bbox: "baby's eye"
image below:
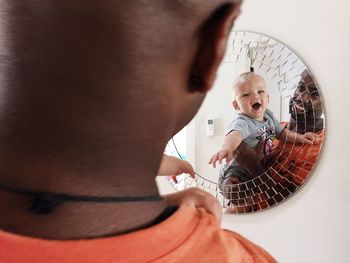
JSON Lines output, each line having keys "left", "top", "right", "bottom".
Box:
{"left": 242, "top": 93, "right": 249, "bottom": 97}
{"left": 258, "top": 90, "right": 265, "bottom": 94}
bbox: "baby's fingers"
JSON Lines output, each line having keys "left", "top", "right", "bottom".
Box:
{"left": 209, "top": 154, "right": 219, "bottom": 168}
{"left": 225, "top": 152, "right": 234, "bottom": 164}
{"left": 304, "top": 132, "right": 320, "bottom": 144}
{"left": 187, "top": 165, "right": 196, "bottom": 178}
{"left": 304, "top": 137, "right": 314, "bottom": 145}
{"left": 217, "top": 151, "right": 227, "bottom": 165}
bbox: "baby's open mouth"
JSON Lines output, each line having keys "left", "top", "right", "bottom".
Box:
{"left": 252, "top": 102, "right": 261, "bottom": 110}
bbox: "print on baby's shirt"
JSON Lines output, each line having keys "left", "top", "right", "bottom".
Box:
{"left": 256, "top": 126, "right": 276, "bottom": 157}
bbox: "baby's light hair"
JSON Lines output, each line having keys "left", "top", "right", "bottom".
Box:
{"left": 231, "top": 72, "right": 265, "bottom": 100}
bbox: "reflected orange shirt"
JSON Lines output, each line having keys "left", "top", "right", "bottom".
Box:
{"left": 0, "top": 205, "right": 276, "bottom": 263}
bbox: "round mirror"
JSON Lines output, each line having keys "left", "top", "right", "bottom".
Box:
{"left": 165, "top": 31, "right": 325, "bottom": 214}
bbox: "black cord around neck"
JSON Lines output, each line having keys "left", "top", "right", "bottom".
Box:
{"left": 0, "top": 182, "right": 163, "bottom": 215}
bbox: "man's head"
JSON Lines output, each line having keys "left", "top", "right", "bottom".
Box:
{"left": 0, "top": 1, "right": 243, "bottom": 187}
{"left": 289, "top": 69, "right": 323, "bottom": 133}
{"left": 232, "top": 72, "right": 269, "bottom": 121}
{"left": 0, "top": 1, "right": 244, "bottom": 239}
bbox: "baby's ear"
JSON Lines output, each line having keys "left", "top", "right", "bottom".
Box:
{"left": 232, "top": 100, "right": 240, "bottom": 110}
{"left": 189, "top": 3, "right": 241, "bottom": 93}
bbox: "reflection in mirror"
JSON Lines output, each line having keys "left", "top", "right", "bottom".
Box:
{"left": 165, "top": 31, "right": 325, "bottom": 214}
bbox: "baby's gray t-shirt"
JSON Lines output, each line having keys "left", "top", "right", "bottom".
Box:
{"left": 227, "top": 108, "right": 283, "bottom": 151}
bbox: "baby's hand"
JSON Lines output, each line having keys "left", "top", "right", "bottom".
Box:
{"left": 208, "top": 147, "right": 234, "bottom": 168}
{"left": 157, "top": 155, "right": 195, "bottom": 179}
{"left": 303, "top": 132, "right": 319, "bottom": 144}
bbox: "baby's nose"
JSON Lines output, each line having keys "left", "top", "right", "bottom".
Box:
{"left": 253, "top": 93, "right": 260, "bottom": 100}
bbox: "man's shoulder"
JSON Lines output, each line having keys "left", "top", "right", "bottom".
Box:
{"left": 171, "top": 207, "right": 277, "bottom": 262}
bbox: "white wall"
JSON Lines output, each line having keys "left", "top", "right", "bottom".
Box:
{"left": 158, "top": 1, "right": 350, "bottom": 262}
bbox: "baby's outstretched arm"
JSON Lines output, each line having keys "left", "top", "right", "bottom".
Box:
{"left": 278, "top": 129, "right": 319, "bottom": 145}
{"left": 157, "top": 154, "right": 195, "bottom": 178}
{"left": 209, "top": 131, "right": 243, "bottom": 168}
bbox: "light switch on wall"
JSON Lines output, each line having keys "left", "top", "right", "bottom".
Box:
{"left": 207, "top": 118, "right": 215, "bottom": 136}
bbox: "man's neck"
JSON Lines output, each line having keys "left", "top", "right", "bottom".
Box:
{"left": 0, "top": 148, "right": 168, "bottom": 239}
{"left": 0, "top": 189, "right": 168, "bottom": 239}
{"left": 0, "top": 165, "right": 168, "bottom": 240}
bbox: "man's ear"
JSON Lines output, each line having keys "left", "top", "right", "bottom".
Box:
{"left": 189, "top": 3, "right": 241, "bottom": 93}
{"left": 232, "top": 100, "right": 240, "bottom": 110}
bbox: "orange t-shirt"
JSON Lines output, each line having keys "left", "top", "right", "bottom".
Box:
{"left": 0, "top": 205, "right": 276, "bottom": 262}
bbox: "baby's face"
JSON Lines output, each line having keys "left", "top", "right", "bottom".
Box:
{"left": 233, "top": 75, "right": 269, "bottom": 121}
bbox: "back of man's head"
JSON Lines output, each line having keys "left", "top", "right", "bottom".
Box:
{"left": 0, "top": 1, "right": 242, "bottom": 174}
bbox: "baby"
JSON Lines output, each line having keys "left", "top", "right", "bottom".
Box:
{"left": 209, "top": 72, "right": 318, "bottom": 190}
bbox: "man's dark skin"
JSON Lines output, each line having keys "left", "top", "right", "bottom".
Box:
{"left": 288, "top": 70, "right": 324, "bottom": 133}
{"left": 0, "top": 0, "right": 242, "bottom": 239}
